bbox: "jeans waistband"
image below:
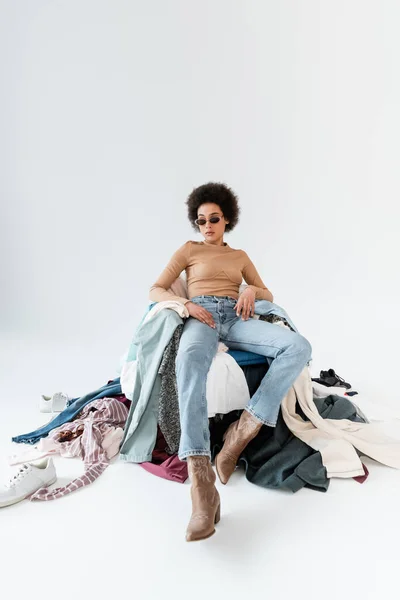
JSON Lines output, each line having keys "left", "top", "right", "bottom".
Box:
{"left": 190, "top": 295, "right": 237, "bottom": 303}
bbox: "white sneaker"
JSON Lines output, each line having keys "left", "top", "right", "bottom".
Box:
{"left": 0, "top": 458, "right": 57, "bottom": 508}
{"left": 40, "top": 392, "right": 69, "bottom": 413}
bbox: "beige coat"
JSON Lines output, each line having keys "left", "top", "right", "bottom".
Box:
{"left": 281, "top": 366, "right": 400, "bottom": 478}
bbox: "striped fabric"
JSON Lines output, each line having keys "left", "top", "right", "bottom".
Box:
{"left": 30, "top": 398, "right": 128, "bottom": 501}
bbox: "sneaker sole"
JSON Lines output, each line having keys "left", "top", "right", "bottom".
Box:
{"left": 0, "top": 476, "right": 57, "bottom": 508}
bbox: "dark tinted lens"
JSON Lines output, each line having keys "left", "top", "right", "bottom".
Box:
{"left": 209, "top": 216, "right": 221, "bottom": 224}
{"left": 195, "top": 219, "right": 207, "bottom": 226}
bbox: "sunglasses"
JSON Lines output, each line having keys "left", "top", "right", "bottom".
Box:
{"left": 194, "top": 216, "right": 223, "bottom": 226}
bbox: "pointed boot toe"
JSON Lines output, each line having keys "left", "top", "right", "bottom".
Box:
{"left": 215, "top": 411, "right": 263, "bottom": 485}
{"left": 215, "top": 450, "right": 237, "bottom": 485}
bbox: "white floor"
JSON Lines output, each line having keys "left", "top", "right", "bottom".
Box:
{"left": 1, "top": 337, "right": 400, "bottom": 600}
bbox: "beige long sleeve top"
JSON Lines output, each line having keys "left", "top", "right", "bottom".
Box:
{"left": 149, "top": 240, "right": 273, "bottom": 305}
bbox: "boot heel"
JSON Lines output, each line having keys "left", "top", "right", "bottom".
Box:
{"left": 214, "top": 503, "right": 221, "bottom": 524}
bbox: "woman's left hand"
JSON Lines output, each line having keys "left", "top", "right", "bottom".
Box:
{"left": 234, "top": 288, "right": 256, "bottom": 320}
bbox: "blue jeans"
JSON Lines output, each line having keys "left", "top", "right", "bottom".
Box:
{"left": 176, "top": 296, "right": 312, "bottom": 461}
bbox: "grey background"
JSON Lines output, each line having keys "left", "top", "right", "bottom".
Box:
{"left": 1, "top": 0, "right": 399, "bottom": 403}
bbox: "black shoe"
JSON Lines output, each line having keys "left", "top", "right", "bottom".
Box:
{"left": 312, "top": 368, "right": 352, "bottom": 389}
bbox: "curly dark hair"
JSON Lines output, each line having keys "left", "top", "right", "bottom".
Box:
{"left": 186, "top": 182, "right": 240, "bottom": 233}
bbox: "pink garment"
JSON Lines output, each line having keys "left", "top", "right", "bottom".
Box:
{"left": 140, "top": 455, "right": 188, "bottom": 483}
{"left": 29, "top": 398, "right": 128, "bottom": 501}
{"left": 9, "top": 426, "right": 124, "bottom": 466}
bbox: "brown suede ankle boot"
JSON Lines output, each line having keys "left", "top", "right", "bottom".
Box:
{"left": 215, "top": 410, "right": 263, "bottom": 485}
{"left": 186, "top": 456, "right": 221, "bottom": 542}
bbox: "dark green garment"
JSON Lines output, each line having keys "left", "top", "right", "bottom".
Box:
{"left": 209, "top": 393, "right": 366, "bottom": 493}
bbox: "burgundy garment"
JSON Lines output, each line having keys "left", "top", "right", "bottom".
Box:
{"left": 140, "top": 455, "right": 188, "bottom": 483}
{"left": 151, "top": 426, "right": 171, "bottom": 463}
{"left": 139, "top": 426, "right": 188, "bottom": 483}
{"left": 112, "top": 394, "right": 132, "bottom": 409}
{"left": 353, "top": 463, "right": 369, "bottom": 484}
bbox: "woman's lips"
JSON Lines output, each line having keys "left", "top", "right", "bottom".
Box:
{"left": 206, "top": 232, "right": 214, "bottom": 235}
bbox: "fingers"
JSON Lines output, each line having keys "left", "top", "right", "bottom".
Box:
{"left": 198, "top": 308, "right": 216, "bottom": 328}
{"left": 242, "top": 299, "right": 250, "bottom": 320}
{"left": 189, "top": 304, "right": 216, "bottom": 328}
{"left": 235, "top": 299, "right": 243, "bottom": 317}
{"left": 236, "top": 298, "right": 249, "bottom": 320}
{"left": 193, "top": 300, "right": 257, "bottom": 327}
{"left": 236, "top": 298, "right": 254, "bottom": 320}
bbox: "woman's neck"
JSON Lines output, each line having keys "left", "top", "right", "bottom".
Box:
{"left": 203, "top": 238, "right": 226, "bottom": 247}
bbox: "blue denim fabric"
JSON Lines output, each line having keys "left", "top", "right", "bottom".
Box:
{"left": 176, "top": 296, "right": 312, "bottom": 461}
{"left": 119, "top": 309, "right": 184, "bottom": 462}
{"left": 227, "top": 349, "right": 268, "bottom": 365}
{"left": 126, "top": 299, "right": 301, "bottom": 364}
{"left": 126, "top": 303, "right": 156, "bottom": 362}
{"left": 12, "top": 378, "right": 122, "bottom": 445}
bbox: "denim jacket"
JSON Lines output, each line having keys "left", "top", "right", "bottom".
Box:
{"left": 119, "top": 309, "right": 184, "bottom": 462}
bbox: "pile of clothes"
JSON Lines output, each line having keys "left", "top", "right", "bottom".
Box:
{"left": 3, "top": 292, "right": 400, "bottom": 508}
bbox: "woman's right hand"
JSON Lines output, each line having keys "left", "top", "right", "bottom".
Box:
{"left": 186, "top": 301, "right": 216, "bottom": 328}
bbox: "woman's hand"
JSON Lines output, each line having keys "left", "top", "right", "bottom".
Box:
{"left": 186, "top": 302, "right": 216, "bottom": 328}
{"left": 234, "top": 288, "right": 256, "bottom": 320}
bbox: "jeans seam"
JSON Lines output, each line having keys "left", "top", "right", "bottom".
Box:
{"left": 224, "top": 338, "right": 283, "bottom": 352}
{"left": 245, "top": 406, "right": 276, "bottom": 427}
{"left": 180, "top": 449, "right": 211, "bottom": 453}
{"left": 179, "top": 450, "right": 211, "bottom": 461}
{"left": 225, "top": 338, "right": 309, "bottom": 358}
{"left": 202, "top": 388, "right": 209, "bottom": 439}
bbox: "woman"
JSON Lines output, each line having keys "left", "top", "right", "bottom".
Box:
{"left": 149, "top": 182, "right": 312, "bottom": 542}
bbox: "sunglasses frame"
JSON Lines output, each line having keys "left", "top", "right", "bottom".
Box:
{"left": 194, "top": 215, "right": 224, "bottom": 227}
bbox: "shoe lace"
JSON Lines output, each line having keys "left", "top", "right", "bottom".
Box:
{"left": 6, "top": 464, "right": 31, "bottom": 488}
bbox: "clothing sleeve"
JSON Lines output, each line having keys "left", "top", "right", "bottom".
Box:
{"left": 242, "top": 253, "right": 274, "bottom": 302}
{"left": 149, "top": 241, "right": 191, "bottom": 305}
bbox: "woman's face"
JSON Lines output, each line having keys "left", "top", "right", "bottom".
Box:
{"left": 197, "top": 202, "right": 229, "bottom": 245}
